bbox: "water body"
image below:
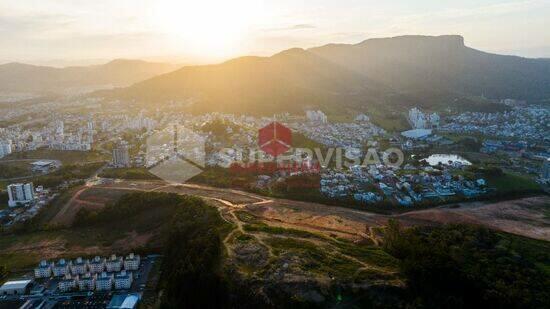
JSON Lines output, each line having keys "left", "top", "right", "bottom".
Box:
{"left": 423, "top": 154, "right": 471, "bottom": 166}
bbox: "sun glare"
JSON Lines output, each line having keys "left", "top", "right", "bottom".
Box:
{"left": 153, "top": 0, "right": 264, "bottom": 59}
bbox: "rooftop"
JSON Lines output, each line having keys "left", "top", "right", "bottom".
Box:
{"left": 0, "top": 279, "right": 33, "bottom": 290}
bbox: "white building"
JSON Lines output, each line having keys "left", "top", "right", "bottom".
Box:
{"left": 78, "top": 273, "right": 96, "bottom": 291}
{"left": 401, "top": 128, "right": 433, "bottom": 139}
{"left": 112, "top": 143, "right": 130, "bottom": 168}
{"left": 70, "top": 257, "right": 88, "bottom": 276}
{"left": 58, "top": 274, "right": 77, "bottom": 292}
{"left": 306, "top": 110, "right": 328, "bottom": 123}
{"left": 123, "top": 253, "right": 140, "bottom": 271}
{"left": 0, "top": 141, "right": 12, "bottom": 158}
{"left": 408, "top": 108, "right": 427, "bottom": 129}
{"left": 95, "top": 272, "right": 113, "bottom": 291}
{"left": 408, "top": 108, "right": 440, "bottom": 129}
{"left": 7, "top": 183, "right": 35, "bottom": 207}
{"left": 89, "top": 256, "right": 105, "bottom": 274}
{"left": 114, "top": 270, "right": 133, "bottom": 290}
{"left": 429, "top": 113, "right": 440, "bottom": 128}
{"left": 52, "top": 259, "right": 69, "bottom": 277}
{"left": 34, "top": 260, "right": 53, "bottom": 278}
{"left": 106, "top": 254, "right": 123, "bottom": 272}
{"left": 355, "top": 114, "right": 370, "bottom": 122}
{"left": 0, "top": 279, "right": 33, "bottom": 296}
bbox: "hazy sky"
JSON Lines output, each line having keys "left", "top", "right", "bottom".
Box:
{"left": 1, "top": 0, "right": 549, "bottom": 66}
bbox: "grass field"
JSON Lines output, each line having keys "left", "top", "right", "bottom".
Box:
{"left": 0, "top": 161, "right": 33, "bottom": 179}
{"left": 487, "top": 173, "right": 541, "bottom": 195}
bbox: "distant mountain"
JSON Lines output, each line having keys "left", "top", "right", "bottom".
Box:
{"left": 99, "top": 35, "right": 550, "bottom": 114}
{"left": 309, "top": 35, "right": 550, "bottom": 103}
{"left": 104, "top": 48, "right": 405, "bottom": 115}
{"left": 0, "top": 59, "right": 180, "bottom": 95}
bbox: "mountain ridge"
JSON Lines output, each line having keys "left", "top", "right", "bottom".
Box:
{"left": 97, "top": 35, "right": 550, "bottom": 116}
{"left": 0, "top": 59, "right": 181, "bottom": 95}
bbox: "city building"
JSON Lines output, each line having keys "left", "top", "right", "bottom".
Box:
{"left": 89, "top": 256, "right": 105, "bottom": 274}
{"left": 112, "top": 143, "right": 130, "bottom": 168}
{"left": 78, "top": 273, "right": 96, "bottom": 291}
{"left": 114, "top": 270, "right": 133, "bottom": 290}
{"left": 70, "top": 257, "right": 88, "bottom": 276}
{"left": 7, "top": 183, "right": 35, "bottom": 207}
{"left": 58, "top": 274, "right": 77, "bottom": 293}
{"left": 408, "top": 108, "right": 440, "bottom": 129}
{"left": 106, "top": 255, "right": 123, "bottom": 272}
{"left": 107, "top": 293, "right": 140, "bottom": 309}
{"left": 306, "top": 110, "right": 328, "bottom": 123}
{"left": 52, "top": 259, "right": 69, "bottom": 277}
{"left": 34, "top": 260, "right": 53, "bottom": 278}
{"left": 0, "top": 141, "right": 12, "bottom": 158}
{"left": 123, "top": 253, "right": 140, "bottom": 271}
{"left": 401, "top": 129, "right": 432, "bottom": 139}
{"left": 0, "top": 279, "right": 33, "bottom": 296}
{"left": 95, "top": 272, "right": 113, "bottom": 291}
{"left": 30, "top": 160, "right": 55, "bottom": 173}
{"left": 355, "top": 114, "right": 370, "bottom": 122}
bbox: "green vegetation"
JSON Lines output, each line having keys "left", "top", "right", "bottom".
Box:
{"left": 243, "top": 222, "right": 325, "bottom": 240}
{"left": 33, "top": 162, "right": 104, "bottom": 188}
{"left": 74, "top": 192, "right": 184, "bottom": 226}
{"left": 384, "top": 220, "right": 550, "bottom": 308}
{"left": 0, "top": 192, "right": 191, "bottom": 270}
{"left": 0, "top": 161, "right": 31, "bottom": 179}
{"left": 98, "top": 167, "right": 159, "bottom": 180}
{"left": 158, "top": 195, "right": 233, "bottom": 308}
{"left": 486, "top": 173, "right": 541, "bottom": 195}
{"left": 291, "top": 132, "right": 325, "bottom": 150}
{"left": 191, "top": 167, "right": 256, "bottom": 188}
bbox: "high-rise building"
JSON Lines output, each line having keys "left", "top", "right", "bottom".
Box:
{"left": 7, "top": 182, "right": 35, "bottom": 207}
{"left": 306, "top": 110, "right": 328, "bottom": 123}
{"left": 112, "top": 143, "right": 130, "bottom": 168}
{"left": 408, "top": 108, "right": 440, "bottom": 129}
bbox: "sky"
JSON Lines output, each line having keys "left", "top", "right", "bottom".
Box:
{"left": 1, "top": 0, "right": 549, "bottom": 66}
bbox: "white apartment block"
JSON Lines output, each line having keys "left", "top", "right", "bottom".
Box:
{"left": 52, "top": 259, "right": 69, "bottom": 277}
{"left": 0, "top": 141, "right": 12, "bottom": 158}
{"left": 112, "top": 144, "right": 130, "bottom": 167}
{"left": 123, "top": 253, "right": 140, "bottom": 271}
{"left": 114, "top": 270, "right": 133, "bottom": 290}
{"left": 89, "top": 256, "right": 105, "bottom": 274}
{"left": 105, "top": 255, "right": 123, "bottom": 272}
{"left": 58, "top": 275, "right": 77, "bottom": 293}
{"left": 78, "top": 273, "right": 96, "bottom": 291}
{"left": 95, "top": 272, "right": 113, "bottom": 291}
{"left": 70, "top": 257, "right": 88, "bottom": 276}
{"left": 34, "top": 260, "right": 53, "bottom": 278}
{"left": 408, "top": 107, "right": 440, "bottom": 129}
{"left": 306, "top": 110, "right": 328, "bottom": 123}
{"left": 7, "top": 183, "right": 35, "bottom": 207}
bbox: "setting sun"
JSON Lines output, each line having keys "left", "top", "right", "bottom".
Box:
{"left": 152, "top": 0, "right": 265, "bottom": 59}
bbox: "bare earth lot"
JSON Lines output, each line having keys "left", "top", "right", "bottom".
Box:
{"left": 54, "top": 180, "right": 550, "bottom": 241}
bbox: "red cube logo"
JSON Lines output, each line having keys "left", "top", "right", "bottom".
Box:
{"left": 258, "top": 122, "right": 292, "bottom": 157}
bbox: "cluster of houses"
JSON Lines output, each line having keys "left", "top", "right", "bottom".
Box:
{"left": 34, "top": 254, "right": 140, "bottom": 292}
{"left": 440, "top": 106, "right": 549, "bottom": 141}
{"left": 321, "top": 163, "right": 487, "bottom": 206}
{"left": 290, "top": 120, "right": 385, "bottom": 149}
